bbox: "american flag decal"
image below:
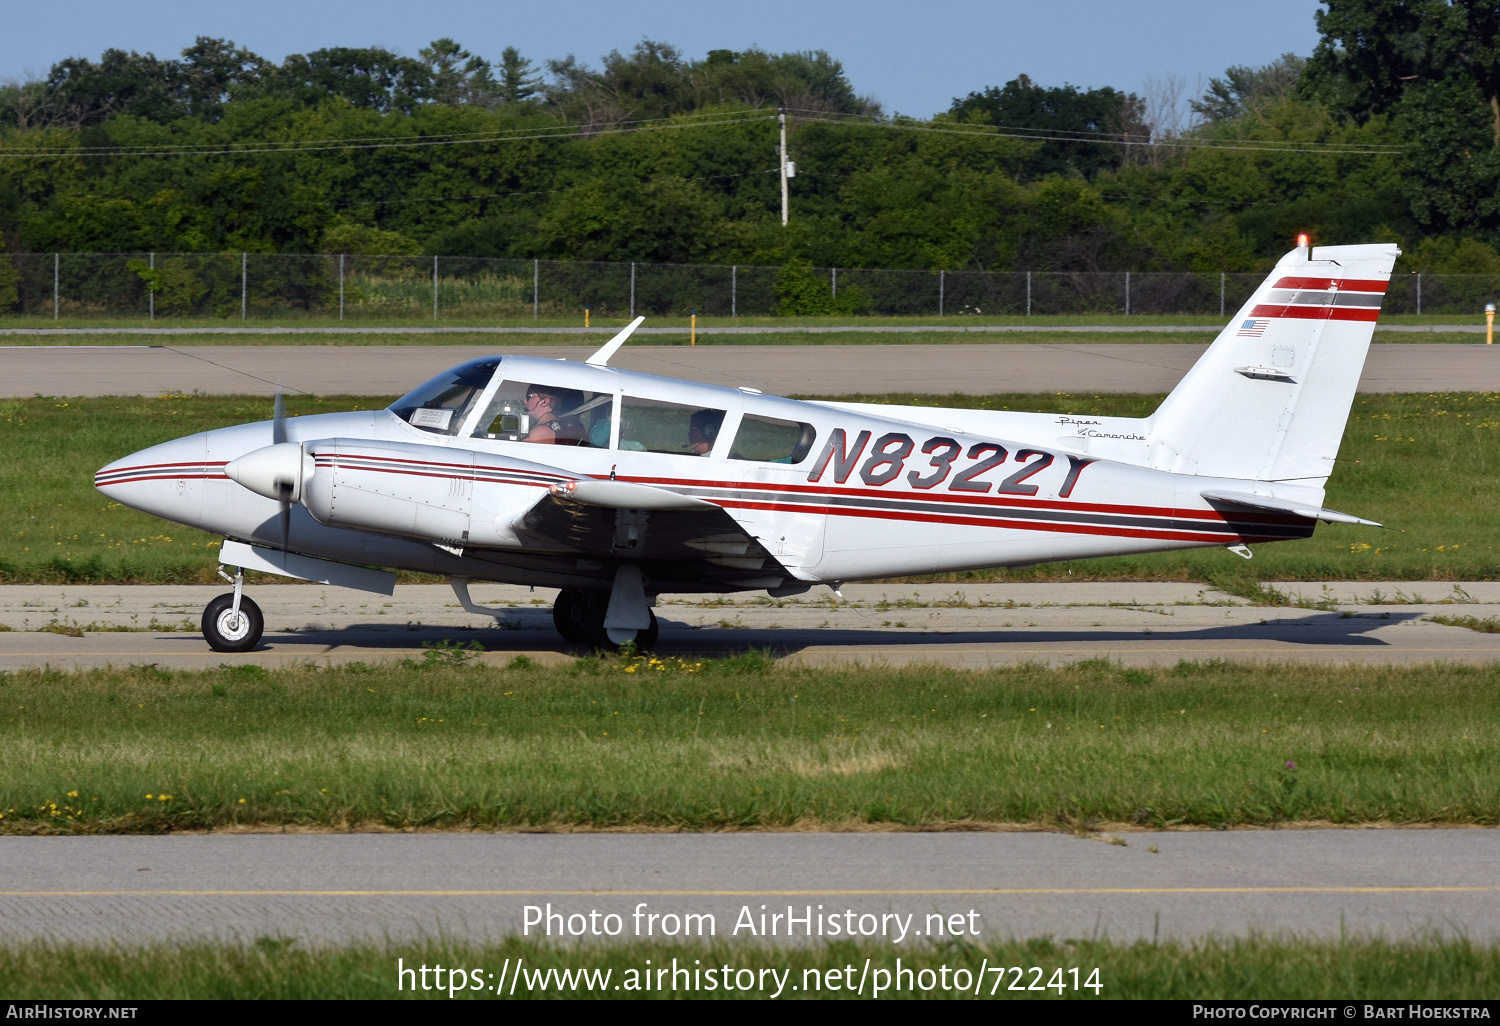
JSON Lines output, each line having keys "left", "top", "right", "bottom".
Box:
{"left": 1237, "top": 318, "right": 1270, "bottom": 337}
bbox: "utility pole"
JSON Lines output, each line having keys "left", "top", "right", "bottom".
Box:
{"left": 779, "top": 107, "right": 789, "bottom": 227}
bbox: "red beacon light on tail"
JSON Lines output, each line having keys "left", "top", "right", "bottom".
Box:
{"left": 1296, "top": 233, "right": 1310, "bottom": 253}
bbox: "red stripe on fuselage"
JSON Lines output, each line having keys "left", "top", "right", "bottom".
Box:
{"left": 611, "top": 473, "right": 1303, "bottom": 526}
{"left": 716, "top": 498, "right": 1288, "bottom": 544}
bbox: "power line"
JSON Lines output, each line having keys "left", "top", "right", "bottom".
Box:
{"left": 0, "top": 110, "right": 779, "bottom": 159}
{"left": 784, "top": 108, "right": 1405, "bottom": 156}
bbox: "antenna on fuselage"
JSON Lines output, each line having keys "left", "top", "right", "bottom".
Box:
{"left": 586, "top": 316, "right": 646, "bottom": 367}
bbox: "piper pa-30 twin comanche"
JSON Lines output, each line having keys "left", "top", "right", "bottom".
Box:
{"left": 96, "top": 239, "right": 1396, "bottom": 653}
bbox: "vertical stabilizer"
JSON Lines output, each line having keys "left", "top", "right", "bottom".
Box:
{"left": 1147, "top": 242, "right": 1400, "bottom": 483}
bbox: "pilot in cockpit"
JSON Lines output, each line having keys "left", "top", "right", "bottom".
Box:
{"left": 522, "top": 385, "right": 589, "bottom": 445}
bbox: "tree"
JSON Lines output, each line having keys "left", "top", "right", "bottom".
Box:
{"left": 418, "top": 38, "right": 496, "bottom": 105}
{"left": 178, "top": 37, "right": 269, "bottom": 118}
{"left": 947, "top": 75, "right": 1146, "bottom": 180}
{"left": 262, "top": 47, "right": 431, "bottom": 113}
{"left": 1192, "top": 54, "right": 1307, "bottom": 122}
{"left": 45, "top": 48, "right": 180, "bottom": 126}
{"left": 1306, "top": 0, "right": 1500, "bottom": 234}
{"left": 498, "top": 47, "right": 541, "bottom": 104}
{"left": 1307, "top": 0, "right": 1500, "bottom": 144}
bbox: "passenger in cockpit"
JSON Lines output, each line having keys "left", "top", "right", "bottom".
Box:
{"left": 523, "top": 385, "right": 588, "bottom": 445}
{"left": 688, "top": 408, "right": 725, "bottom": 455}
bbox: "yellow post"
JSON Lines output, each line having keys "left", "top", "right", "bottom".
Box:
{"left": 585, "top": 306, "right": 590, "bottom": 329}
{"left": 691, "top": 309, "right": 697, "bottom": 346}
{"left": 1488, "top": 303, "right": 1495, "bottom": 345}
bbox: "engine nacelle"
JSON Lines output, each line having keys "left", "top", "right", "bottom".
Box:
{"left": 297, "top": 438, "right": 575, "bottom": 549}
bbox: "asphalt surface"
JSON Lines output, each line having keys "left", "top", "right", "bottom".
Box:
{"left": 5, "top": 342, "right": 1499, "bottom": 397}
{"left": 3, "top": 581, "right": 1498, "bottom": 671}
{"left": 1, "top": 831, "right": 1494, "bottom": 946}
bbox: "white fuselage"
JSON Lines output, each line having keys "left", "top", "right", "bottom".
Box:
{"left": 95, "top": 355, "right": 1313, "bottom": 595}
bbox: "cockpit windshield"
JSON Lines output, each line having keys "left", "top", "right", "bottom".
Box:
{"left": 388, "top": 357, "right": 500, "bottom": 435}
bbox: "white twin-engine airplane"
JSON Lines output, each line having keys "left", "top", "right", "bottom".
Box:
{"left": 96, "top": 240, "right": 1397, "bottom": 653}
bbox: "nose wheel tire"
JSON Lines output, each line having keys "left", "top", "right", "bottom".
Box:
{"left": 202, "top": 593, "right": 264, "bottom": 652}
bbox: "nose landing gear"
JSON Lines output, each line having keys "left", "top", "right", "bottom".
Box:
{"left": 203, "top": 565, "right": 264, "bottom": 652}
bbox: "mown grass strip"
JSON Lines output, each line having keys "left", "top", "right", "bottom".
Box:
{"left": 3, "top": 390, "right": 1496, "bottom": 585}
{"left": 0, "top": 935, "right": 1495, "bottom": 999}
{"left": 2, "top": 657, "right": 1496, "bottom": 832}
{"left": 1428, "top": 615, "right": 1500, "bottom": 633}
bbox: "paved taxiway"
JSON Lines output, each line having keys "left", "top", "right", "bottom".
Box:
{"left": 3, "top": 581, "right": 1498, "bottom": 670}
{"left": 4, "top": 343, "right": 1499, "bottom": 397}
{"left": 1, "top": 831, "right": 1495, "bottom": 946}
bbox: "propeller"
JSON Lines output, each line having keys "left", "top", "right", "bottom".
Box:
{"left": 272, "top": 391, "right": 291, "bottom": 561}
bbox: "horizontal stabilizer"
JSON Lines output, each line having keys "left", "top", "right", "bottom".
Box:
{"left": 549, "top": 478, "right": 715, "bottom": 511}
{"left": 1202, "top": 491, "right": 1382, "bottom": 528}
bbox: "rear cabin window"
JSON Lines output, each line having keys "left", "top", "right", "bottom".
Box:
{"left": 729, "top": 415, "right": 818, "bottom": 464}
{"left": 620, "top": 397, "right": 727, "bottom": 456}
{"left": 471, "top": 379, "right": 614, "bottom": 448}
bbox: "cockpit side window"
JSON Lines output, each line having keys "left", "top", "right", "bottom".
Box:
{"left": 471, "top": 379, "right": 615, "bottom": 448}
{"left": 388, "top": 358, "right": 500, "bottom": 435}
{"left": 728, "top": 414, "right": 818, "bottom": 464}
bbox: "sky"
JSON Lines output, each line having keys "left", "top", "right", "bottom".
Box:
{"left": 2, "top": 0, "right": 1324, "bottom": 117}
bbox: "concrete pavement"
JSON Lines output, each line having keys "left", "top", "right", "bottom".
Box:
{"left": 2, "top": 581, "right": 1497, "bottom": 671}
{"left": 0, "top": 830, "right": 1494, "bottom": 946}
{"left": 4, "top": 343, "right": 1499, "bottom": 397}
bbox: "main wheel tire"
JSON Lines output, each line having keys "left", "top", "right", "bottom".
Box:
{"left": 201, "top": 593, "right": 264, "bottom": 653}
{"left": 587, "top": 609, "right": 659, "bottom": 654}
{"left": 552, "top": 590, "right": 590, "bottom": 645}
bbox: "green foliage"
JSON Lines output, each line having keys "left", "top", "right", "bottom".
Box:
{"left": 1307, "top": 1, "right": 1500, "bottom": 235}
{"left": 1193, "top": 54, "right": 1307, "bottom": 123}
{"left": 948, "top": 74, "right": 1145, "bottom": 180}
{"left": 4, "top": 29, "right": 1500, "bottom": 274}
{"left": 0, "top": 251, "right": 18, "bottom": 310}
{"left": 774, "top": 259, "right": 866, "bottom": 315}
{"left": 319, "top": 219, "right": 421, "bottom": 255}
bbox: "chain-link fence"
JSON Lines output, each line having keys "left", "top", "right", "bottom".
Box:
{"left": 0, "top": 252, "right": 1494, "bottom": 320}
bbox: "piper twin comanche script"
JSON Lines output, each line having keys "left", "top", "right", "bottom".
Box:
{"left": 96, "top": 240, "right": 1397, "bottom": 652}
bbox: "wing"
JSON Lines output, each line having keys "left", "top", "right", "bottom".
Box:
{"left": 517, "top": 480, "right": 791, "bottom": 588}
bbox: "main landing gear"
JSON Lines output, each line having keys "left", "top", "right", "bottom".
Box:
{"left": 553, "top": 574, "right": 659, "bottom": 653}
{"left": 202, "top": 565, "right": 264, "bottom": 652}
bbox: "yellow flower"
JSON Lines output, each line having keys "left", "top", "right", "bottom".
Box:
{"left": 67, "top": 790, "right": 78, "bottom": 798}
{"left": 238, "top": 798, "right": 247, "bottom": 804}
{"left": 145, "top": 794, "right": 153, "bottom": 799}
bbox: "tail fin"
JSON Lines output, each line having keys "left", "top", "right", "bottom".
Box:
{"left": 1148, "top": 241, "right": 1400, "bottom": 483}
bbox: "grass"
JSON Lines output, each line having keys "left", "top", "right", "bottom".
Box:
{"left": 3, "top": 390, "right": 1497, "bottom": 585}
{"left": 1428, "top": 615, "right": 1500, "bottom": 633}
{"left": 1, "top": 935, "right": 1496, "bottom": 999}
{"left": 1, "top": 657, "right": 1497, "bottom": 833}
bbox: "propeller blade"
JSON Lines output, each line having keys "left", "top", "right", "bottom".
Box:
{"left": 272, "top": 391, "right": 287, "bottom": 445}
{"left": 277, "top": 481, "right": 292, "bottom": 565}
